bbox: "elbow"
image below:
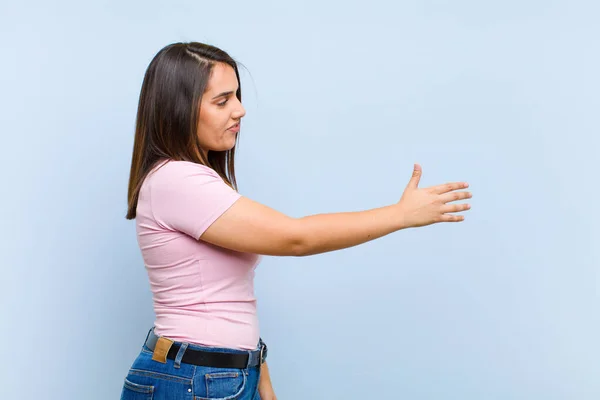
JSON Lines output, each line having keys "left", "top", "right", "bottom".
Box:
{"left": 289, "top": 235, "right": 309, "bottom": 257}
{"left": 290, "top": 242, "right": 307, "bottom": 257}
{"left": 289, "top": 219, "right": 310, "bottom": 257}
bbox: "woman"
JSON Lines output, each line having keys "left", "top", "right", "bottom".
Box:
{"left": 120, "top": 42, "right": 472, "bottom": 400}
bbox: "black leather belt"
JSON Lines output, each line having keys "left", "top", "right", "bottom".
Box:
{"left": 144, "top": 328, "right": 267, "bottom": 369}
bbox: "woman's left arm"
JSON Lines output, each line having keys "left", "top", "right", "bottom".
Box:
{"left": 258, "top": 362, "right": 277, "bottom": 400}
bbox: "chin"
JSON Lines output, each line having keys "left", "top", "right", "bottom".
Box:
{"left": 228, "top": 136, "right": 238, "bottom": 148}
{"left": 209, "top": 134, "right": 237, "bottom": 153}
{"left": 217, "top": 143, "right": 237, "bottom": 153}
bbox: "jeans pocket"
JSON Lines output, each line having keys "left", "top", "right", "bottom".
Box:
{"left": 197, "top": 369, "right": 247, "bottom": 400}
{"left": 120, "top": 377, "right": 154, "bottom": 400}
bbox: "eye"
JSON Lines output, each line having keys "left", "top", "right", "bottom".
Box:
{"left": 217, "top": 98, "right": 229, "bottom": 107}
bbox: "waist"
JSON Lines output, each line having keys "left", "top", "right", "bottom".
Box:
{"left": 154, "top": 311, "right": 260, "bottom": 350}
{"left": 144, "top": 327, "right": 267, "bottom": 369}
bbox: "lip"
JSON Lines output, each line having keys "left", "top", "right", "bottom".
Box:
{"left": 227, "top": 123, "right": 240, "bottom": 133}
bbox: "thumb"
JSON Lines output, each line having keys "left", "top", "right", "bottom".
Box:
{"left": 406, "top": 163, "right": 422, "bottom": 189}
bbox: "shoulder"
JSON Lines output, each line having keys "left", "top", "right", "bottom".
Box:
{"left": 141, "top": 160, "right": 241, "bottom": 237}
{"left": 148, "top": 160, "right": 220, "bottom": 186}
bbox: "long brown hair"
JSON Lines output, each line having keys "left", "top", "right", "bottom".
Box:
{"left": 126, "top": 42, "right": 242, "bottom": 220}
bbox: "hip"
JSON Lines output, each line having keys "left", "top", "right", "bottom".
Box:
{"left": 120, "top": 328, "right": 264, "bottom": 400}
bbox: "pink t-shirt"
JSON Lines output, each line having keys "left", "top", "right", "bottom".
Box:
{"left": 135, "top": 160, "right": 262, "bottom": 350}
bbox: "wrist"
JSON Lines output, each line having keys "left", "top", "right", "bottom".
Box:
{"left": 390, "top": 203, "right": 411, "bottom": 230}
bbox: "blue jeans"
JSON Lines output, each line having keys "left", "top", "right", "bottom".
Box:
{"left": 120, "top": 329, "right": 262, "bottom": 400}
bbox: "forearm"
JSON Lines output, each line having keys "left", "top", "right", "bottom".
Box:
{"left": 295, "top": 204, "right": 405, "bottom": 256}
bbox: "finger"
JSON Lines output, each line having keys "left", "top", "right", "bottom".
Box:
{"left": 439, "top": 191, "right": 472, "bottom": 204}
{"left": 439, "top": 214, "right": 466, "bottom": 222}
{"left": 406, "top": 163, "right": 422, "bottom": 190}
{"left": 441, "top": 203, "right": 471, "bottom": 214}
{"left": 430, "top": 182, "right": 469, "bottom": 195}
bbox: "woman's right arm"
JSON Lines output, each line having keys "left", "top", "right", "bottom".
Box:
{"left": 200, "top": 164, "right": 472, "bottom": 257}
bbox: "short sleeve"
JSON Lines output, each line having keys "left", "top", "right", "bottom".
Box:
{"left": 148, "top": 161, "right": 242, "bottom": 239}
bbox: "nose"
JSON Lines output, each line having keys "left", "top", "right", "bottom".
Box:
{"left": 232, "top": 99, "right": 246, "bottom": 120}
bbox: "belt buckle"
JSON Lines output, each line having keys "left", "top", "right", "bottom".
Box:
{"left": 259, "top": 345, "right": 265, "bottom": 365}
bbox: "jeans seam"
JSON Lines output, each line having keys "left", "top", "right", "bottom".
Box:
{"left": 129, "top": 368, "right": 193, "bottom": 384}
{"left": 192, "top": 365, "right": 197, "bottom": 397}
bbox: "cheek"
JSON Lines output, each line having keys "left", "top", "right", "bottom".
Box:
{"left": 199, "top": 108, "right": 217, "bottom": 132}
{"left": 206, "top": 108, "right": 228, "bottom": 130}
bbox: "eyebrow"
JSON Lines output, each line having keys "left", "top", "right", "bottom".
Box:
{"left": 211, "top": 90, "right": 237, "bottom": 100}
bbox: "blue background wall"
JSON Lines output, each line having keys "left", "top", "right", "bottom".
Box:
{"left": 1, "top": 0, "right": 598, "bottom": 398}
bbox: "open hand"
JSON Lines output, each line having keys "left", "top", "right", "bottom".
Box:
{"left": 396, "top": 163, "right": 472, "bottom": 228}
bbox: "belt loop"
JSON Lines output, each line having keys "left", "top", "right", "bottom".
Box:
{"left": 174, "top": 342, "right": 189, "bottom": 369}
{"left": 245, "top": 348, "right": 253, "bottom": 369}
{"left": 143, "top": 327, "right": 154, "bottom": 348}
{"left": 145, "top": 327, "right": 153, "bottom": 342}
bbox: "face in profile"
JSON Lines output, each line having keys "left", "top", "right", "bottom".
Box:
{"left": 197, "top": 62, "right": 246, "bottom": 156}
